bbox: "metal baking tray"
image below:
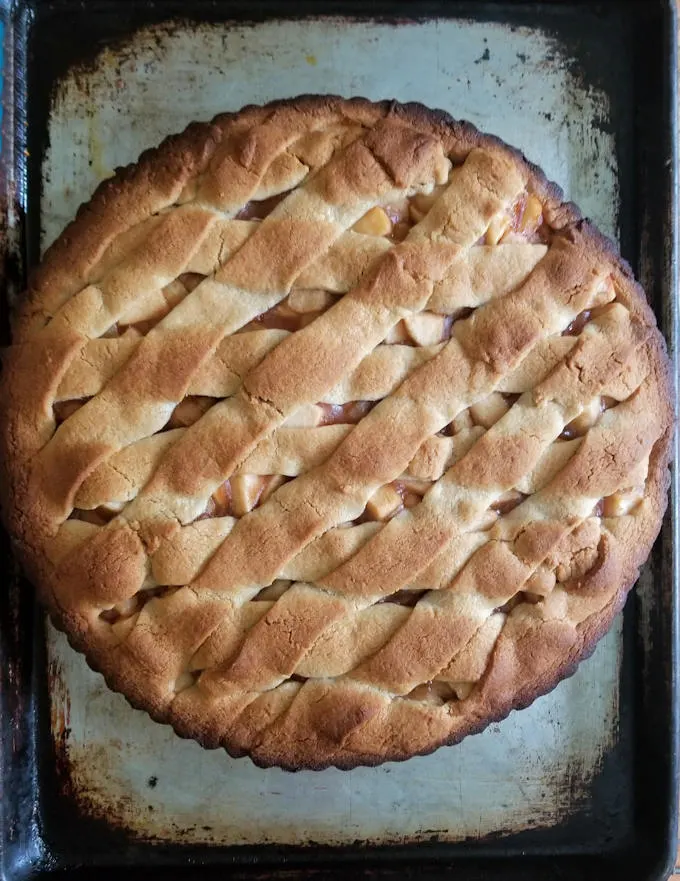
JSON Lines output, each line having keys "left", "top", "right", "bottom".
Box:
{"left": 0, "top": 0, "right": 677, "bottom": 879}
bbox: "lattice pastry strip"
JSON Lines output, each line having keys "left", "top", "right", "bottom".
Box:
{"left": 1, "top": 98, "right": 672, "bottom": 770}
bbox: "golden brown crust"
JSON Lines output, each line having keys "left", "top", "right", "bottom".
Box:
{"left": 0, "top": 95, "right": 673, "bottom": 771}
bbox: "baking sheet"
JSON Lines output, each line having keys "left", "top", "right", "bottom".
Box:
{"left": 42, "top": 14, "right": 630, "bottom": 847}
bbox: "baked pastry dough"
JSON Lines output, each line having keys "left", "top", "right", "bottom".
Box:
{"left": 1, "top": 97, "right": 672, "bottom": 769}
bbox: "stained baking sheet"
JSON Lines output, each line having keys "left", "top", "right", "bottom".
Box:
{"left": 0, "top": 1, "right": 678, "bottom": 879}
{"left": 43, "top": 14, "right": 626, "bottom": 848}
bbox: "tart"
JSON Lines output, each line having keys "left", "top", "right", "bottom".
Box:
{"left": 0, "top": 97, "right": 673, "bottom": 770}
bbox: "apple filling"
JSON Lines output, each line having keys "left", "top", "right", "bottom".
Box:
{"left": 200, "top": 474, "right": 289, "bottom": 519}
{"left": 380, "top": 588, "right": 428, "bottom": 607}
{"left": 483, "top": 193, "right": 547, "bottom": 245}
{"left": 594, "top": 486, "right": 645, "bottom": 518}
{"left": 99, "top": 585, "right": 177, "bottom": 624}
{"left": 406, "top": 680, "right": 474, "bottom": 704}
{"left": 559, "top": 396, "right": 618, "bottom": 439}
{"left": 361, "top": 477, "right": 432, "bottom": 523}
{"left": 235, "top": 191, "right": 291, "bottom": 220}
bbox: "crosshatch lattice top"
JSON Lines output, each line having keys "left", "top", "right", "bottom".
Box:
{"left": 0, "top": 97, "right": 672, "bottom": 770}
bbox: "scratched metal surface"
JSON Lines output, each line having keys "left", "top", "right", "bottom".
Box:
{"left": 43, "top": 16, "right": 624, "bottom": 847}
